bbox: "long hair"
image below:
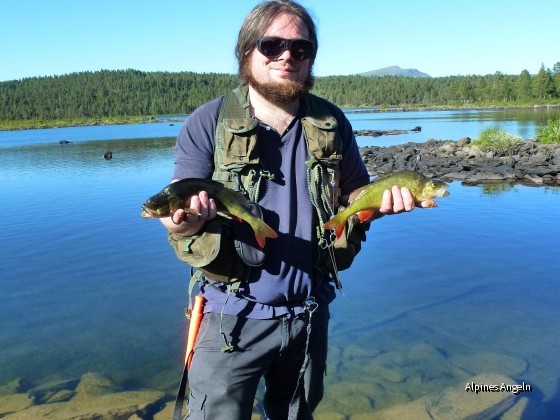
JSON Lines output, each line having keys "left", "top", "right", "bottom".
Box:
{"left": 236, "top": 0, "right": 318, "bottom": 82}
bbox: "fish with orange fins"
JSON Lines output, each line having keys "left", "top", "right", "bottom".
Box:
{"left": 141, "top": 178, "right": 278, "bottom": 248}
{"left": 323, "top": 171, "right": 449, "bottom": 239}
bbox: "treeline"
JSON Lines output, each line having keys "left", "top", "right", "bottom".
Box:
{"left": 1, "top": 65, "right": 560, "bottom": 123}
{"left": 0, "top": 70, "right": 240, "bottom": 121}
{"left": 313, "top": 64, "right": 560, "bottom": 108}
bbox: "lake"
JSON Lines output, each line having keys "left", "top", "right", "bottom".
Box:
{"left": 1, "top": 108, "right": 560, "bottom": 418}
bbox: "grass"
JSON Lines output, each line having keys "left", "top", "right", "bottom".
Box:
{"left": 472, "top": 127, "right": 522, "bottom": 155}
{"left": 536, "top": 118, "right": 560, "bottom": 144}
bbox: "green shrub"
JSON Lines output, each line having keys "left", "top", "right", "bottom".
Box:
{"left": 472, "top": 128, "right": 522, "bottom": 155}
{"left": 536, "top": 118, "right": 560, "bottom": 144}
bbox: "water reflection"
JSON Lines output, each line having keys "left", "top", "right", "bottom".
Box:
{"left": 0, "top": 136, "right": 176, "bottom": 178}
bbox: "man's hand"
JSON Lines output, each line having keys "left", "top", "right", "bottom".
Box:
{"left": 161, "top": 190, "right": 217, "bottom": 236}
{"left": 374, "top": 185, "right": 433, "bottom": 220}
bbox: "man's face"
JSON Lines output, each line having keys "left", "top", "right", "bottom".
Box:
{"left": 245, "top": 13, "right": 313, "bottom": 103}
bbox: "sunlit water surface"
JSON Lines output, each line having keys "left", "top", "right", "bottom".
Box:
{"left": 1, "top": 109, "right": 559, "bottom": 417}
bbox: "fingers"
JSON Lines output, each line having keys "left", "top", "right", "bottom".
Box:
{"left": 399, "top": 186, "right": 415, "bottom": 212}
{"left": 378, "top": 186, "right": 416, "bottom": 215}
{"left": 171, "top": 191, "right": 217, "bottom": 225}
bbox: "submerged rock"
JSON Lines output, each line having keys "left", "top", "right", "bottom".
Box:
{"left": 450, "top": 352, "right": 528, "bottom": 378}
{"left": 0, "top": 394, "right": 34, "bottom": 416}
{"left": 0, "top": 378, "right": 30, "bottom": 396}
{"left": 357, "top": 373, "right": 520, "bottom": 419}
{"left": 4, "top": 372, "right": 165, "bottom": 419}
{"left": 74, "top": 372, "right": 117, "bottom": 399}
{"left": 5, "top": 391, "right": 166, "bottom": 419}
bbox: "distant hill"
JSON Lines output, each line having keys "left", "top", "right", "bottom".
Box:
{"left": 358, "top": 65, "right": 431, "bottom": 78}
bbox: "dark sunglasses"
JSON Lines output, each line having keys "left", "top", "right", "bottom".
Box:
{"left": 255, "top": 37, "right": 315, "bottom": 61}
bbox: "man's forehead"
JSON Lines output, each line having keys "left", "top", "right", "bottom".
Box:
{"left": 263, "top": 13, "right": 309, "bottom": 38}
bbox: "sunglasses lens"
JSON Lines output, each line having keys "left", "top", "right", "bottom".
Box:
{"left": 291, "top": 40, "right": 313, "bottom": 60}
{"left": 259, "top": 38, "right": 286, "bottom": 58}
{"left": 257, "top": 38, "right": 313, "bottom": 60}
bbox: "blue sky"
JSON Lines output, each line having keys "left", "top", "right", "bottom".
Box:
{"left": 1, "top": 0, "right": 558, "bottom": 82}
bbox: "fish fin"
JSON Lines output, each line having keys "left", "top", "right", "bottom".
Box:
{"left": 420, "top": 199, "right": 438, "bottom": 208}
{"left": 357, "top": 210, "right": 375, "bottom": 223}
{"left": 323, "top": 214, "right": 346, "bottom": 240}
{"left": 253, "top": 221, "right": 278, "bottom": 248}
{"left": 322, "top": 215, "right": 338, "bottom": 231}
{"left": 183, "top": 208, "right": 201, "bottom": 216}
{"left": 334, "top": 225, "right": 345, "bottom": 240}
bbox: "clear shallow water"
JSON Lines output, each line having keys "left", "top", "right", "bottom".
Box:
{"left": 1, "top": 110, "right": 560, "bottom": 417}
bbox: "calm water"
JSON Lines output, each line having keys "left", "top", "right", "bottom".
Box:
{"left": 1, "top": 109, "right": 560, "bottom": 418}
{"left": 348, "top": 107, "right": 560, "bottom": 147}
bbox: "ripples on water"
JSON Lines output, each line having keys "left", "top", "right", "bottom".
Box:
{"left": 1, "top": 115, "right": 560, "bottom": 417}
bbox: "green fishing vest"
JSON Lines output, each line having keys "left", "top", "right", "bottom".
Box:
{"left": 212, "top": 85, "right": 345, "bottom": 282}
{"left": 169, "top": 85, "right": 367, "bottom": 297}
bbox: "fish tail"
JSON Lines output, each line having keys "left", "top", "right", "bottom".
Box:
{"left": 250, "top": 219, "right": 278, "bottom": 248}
{"left": 323, "top": 213, "right": 347, "bottom": 240}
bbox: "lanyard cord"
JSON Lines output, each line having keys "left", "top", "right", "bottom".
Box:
{"left": 288, "top": 297, "right": 319, "bottom": 417}
{"left": 326, "top": 177, "right": 342, "bottom": 288}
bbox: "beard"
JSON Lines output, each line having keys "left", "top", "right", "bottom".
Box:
{"left": 241, "top": 60, "right": 315, "bottom": 105}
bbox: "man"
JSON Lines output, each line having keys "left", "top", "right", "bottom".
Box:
{"left": 161, "top": 1, "right": 425, "bottom": 418}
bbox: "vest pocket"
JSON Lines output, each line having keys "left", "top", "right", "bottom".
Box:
{"left": 168, "top": 219, "right": 249, "bottom": 284}
{"left": 222, "top": 118, "right": 260, "bottom": 165}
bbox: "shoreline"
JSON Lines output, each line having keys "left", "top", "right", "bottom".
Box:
{"left": 2, "top": 104, "right": 560, "bottom": 131}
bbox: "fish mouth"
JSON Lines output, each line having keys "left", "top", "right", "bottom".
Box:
{"left": 436, "top": 185, "right": 450, "bottom": 197}
{"left": 140, "top": 206, "right": 155, "bottom": 218}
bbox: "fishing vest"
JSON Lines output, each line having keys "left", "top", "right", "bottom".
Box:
{"left": 169, "top": 85, "right": 367, "bottom": 297}
{"left": 212, "top": 85, "right": 343, "bottom": 282}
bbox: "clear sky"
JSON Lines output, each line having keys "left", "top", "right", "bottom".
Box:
{"left": 1, "top": 0, "right": 558, "bottom": 82}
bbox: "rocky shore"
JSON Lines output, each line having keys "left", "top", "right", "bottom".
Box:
{"left": 359, "top": 138, "right": 560, "bottom": 185}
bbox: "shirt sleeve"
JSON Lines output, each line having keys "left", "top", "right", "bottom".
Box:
{"left": 172, "top": 96, "right": 224, "bottom": 181}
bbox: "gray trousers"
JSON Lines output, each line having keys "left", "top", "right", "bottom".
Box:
{"left": 186, "top": 305, "right": 330, "bottom": 420}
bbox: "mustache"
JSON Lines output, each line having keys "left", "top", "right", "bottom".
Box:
{"left": 273, "top": 65, "right": 297, "bottom": 71}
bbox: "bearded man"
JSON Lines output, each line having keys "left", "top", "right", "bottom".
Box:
{"left": 160, "top": 1, "right": 422, "bottom": 419}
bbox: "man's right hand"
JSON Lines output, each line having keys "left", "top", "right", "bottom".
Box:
{"left": 161, "top": 190, "right": 217, "bottom": 236}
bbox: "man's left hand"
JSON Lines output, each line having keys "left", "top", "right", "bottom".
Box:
{"left": 375, "top": 185, "right": 433, "bottom": 218}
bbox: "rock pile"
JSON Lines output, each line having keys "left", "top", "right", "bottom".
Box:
{"left": 360, "top": 138, "right": 560, "bottom": 185}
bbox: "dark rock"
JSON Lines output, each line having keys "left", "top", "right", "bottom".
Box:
{"left": 362, "top": 139, "right": 560, "bottom": 185}
{"left": 354, "top": 129, "right": 409, "bottom": 137}
{"left": 457, "top": 137, "right": 472, "bottom": 147}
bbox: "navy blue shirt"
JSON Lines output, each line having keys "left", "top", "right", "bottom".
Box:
{"left": 173, "top": 94, "right": 369, "bottom": 318}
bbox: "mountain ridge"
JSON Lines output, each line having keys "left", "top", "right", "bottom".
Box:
{"left": 357, "top": 65, "right": 431, "bottom": 78}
